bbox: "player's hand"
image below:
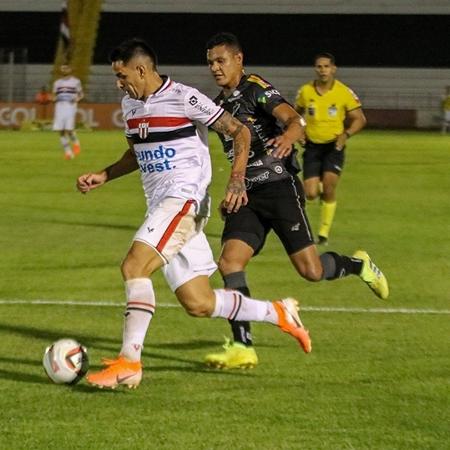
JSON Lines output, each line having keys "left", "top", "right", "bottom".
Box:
{"left": 335, "top": 133, "right": 348, "bottom": 151}
{"left": 224, "top": 176, "right": 248, "bottom": 213}
{"left": 267, "top": 135, "right": 294, "bottom": 158}
{"left": 76, "top": 172, "right": 107, "bottom": 194}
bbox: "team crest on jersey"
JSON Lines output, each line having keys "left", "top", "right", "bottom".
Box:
{"left": 138, "top": 121, "right": 149, "bottom": 139}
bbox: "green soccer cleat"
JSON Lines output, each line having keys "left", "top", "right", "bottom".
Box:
{"left": 204, "top": 338, "right": 258, "bottom": 369}
{"left": 353, "top": 250, "right": 389, "bottom": 300}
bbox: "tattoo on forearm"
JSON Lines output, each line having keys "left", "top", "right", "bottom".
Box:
{"left": 229, "top": 122, "right": 244, "bottom": 138}
{"left": 212, "top": 113, "right": 230, "bottom": 136}
{"left": 212, "top": 111, "right": 244, "bottom": 138}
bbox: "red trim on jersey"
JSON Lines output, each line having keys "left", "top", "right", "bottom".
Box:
{"left": 156, "top": 200, "right": 195, "bottom": 253}
{"left": 127, "top": 116, "right": 192, "bottom": 130}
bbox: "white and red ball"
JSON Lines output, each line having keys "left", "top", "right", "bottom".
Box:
{"left": 43, "top": 338, "right": 89, "bottom": 384}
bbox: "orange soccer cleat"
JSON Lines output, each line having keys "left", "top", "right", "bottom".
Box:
{"left": 72, "top": 143, "right": 81, "bottom": 155}
{"left": 273, "top": 298, "right": 312, "bottom": 353}
{"left": 64, "top": 150, "right": 74, "bottom": 160}
{"left": 86, "top": 356, "right": 142, "bottom": 389}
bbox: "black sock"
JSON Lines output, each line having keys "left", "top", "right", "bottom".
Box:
{"left": 320, "top": 252, "right": 363, "bottom": 280}
{"left": 223, "top": 272, "right": 253, "bottom": 347}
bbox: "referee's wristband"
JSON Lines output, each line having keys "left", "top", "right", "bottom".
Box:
{"left": 344, "top": 130, "right": 351, "bottom": 139}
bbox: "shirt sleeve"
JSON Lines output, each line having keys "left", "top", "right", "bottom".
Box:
{"left": 249, "top": 78, "right": 287, "bottom": 115}
{"left": 184, "top": 88, "right": 224, "bottom": 127}
{"left": 295, "top": 86, "right": 305, "bottom": 109}
{"left": 345, "top": 87, "right": 362, "bottom": 111}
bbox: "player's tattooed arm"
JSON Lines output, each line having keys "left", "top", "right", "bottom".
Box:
{"left": 212, "top": 111, "right": 250, "bottom": 213}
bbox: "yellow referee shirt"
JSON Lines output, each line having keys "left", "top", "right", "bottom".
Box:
{"left": 295, "top": 80, "right": 362, "bottom": 143}
{"left": 443, "top": 95, "right": 450, "bottom": 111}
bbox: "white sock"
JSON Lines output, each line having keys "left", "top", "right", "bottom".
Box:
{"left": 211, "top": 289, "right": 278, "bottom": 324}
{"left": 60, "top": 136, "right": 71, "bottom": 152}
{"left": 120, "top": 278, "right": 155, "bottom": 361}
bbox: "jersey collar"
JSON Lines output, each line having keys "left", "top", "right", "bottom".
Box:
{"left": 313, "top": 79, "right": 336, "bottom": 96}
{"left": 152, "top": 75, "right": 172, "bottom": 97}
{"left": 218, "top": 74, "right": 250, "bottom": 103}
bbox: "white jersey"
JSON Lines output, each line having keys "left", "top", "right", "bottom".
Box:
{"left": 53, "top": 76, "right": 83, "bottom": 104}
{"left": 122, "top": 76, "right": 224, "bottom": 215}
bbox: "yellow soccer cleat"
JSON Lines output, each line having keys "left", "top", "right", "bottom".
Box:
{"left": 205, "top": 338, "right": 258, "bottom": 369}
{"left": 86, "top": 356, "right": 142, "bottom": 389}
{"left": 273, "top": 298, "right": 312, "bottom": 353}
{"left": 353, "top": 250, "right": 389, "bottom": 300}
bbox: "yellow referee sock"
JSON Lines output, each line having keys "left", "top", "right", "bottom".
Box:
{"left": 318, "top": 200, "right": 337, "bottom": 238}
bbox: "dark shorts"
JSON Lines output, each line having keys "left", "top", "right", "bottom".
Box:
{"left": 302, "top": 141, "right": 346, "bottom": 180}
{"left": 221, "top": 177, "right": 314, "bottom": 256}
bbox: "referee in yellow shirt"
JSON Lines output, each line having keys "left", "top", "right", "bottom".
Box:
{"left": 295, "top": 53, "right": 366, "bottom": 245}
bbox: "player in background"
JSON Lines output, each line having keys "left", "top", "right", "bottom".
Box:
{"left": 204, "top": 32, "right": 388, "bottom": 370}
{"left": 295, "top": 53, "right": 367, "bottom": 246}
{"left": 441, "top": 85, "right": 450, "bottom": 134}
{"left": 34, "top": 85, "right": 52, "bottom": 121}
{"left": 52, "top": 64, "right": 83, "bottom": 160}
{"left": 76, "top": 38, "right": 312, "bottom": 390}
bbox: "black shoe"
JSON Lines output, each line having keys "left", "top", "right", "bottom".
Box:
{"left": 316, "top": 235, "right": 328, "bottom": 246}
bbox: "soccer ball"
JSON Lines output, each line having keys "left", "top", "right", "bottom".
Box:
{"left": 43, "top": 338, "right": 89, "bottom": 385}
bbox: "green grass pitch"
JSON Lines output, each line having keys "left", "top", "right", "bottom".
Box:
{"left": 0, "top": 129, "right": 449, "bottom": 449}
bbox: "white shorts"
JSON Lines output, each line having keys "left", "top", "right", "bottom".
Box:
{"left": 445, "top": 111, "right": 450, "bottom": 122}
{"left": 133, "top": 197, "right": 217, "bottom": 291}
{"left": 53, "top": 102, "right": 77, "bottom": 131}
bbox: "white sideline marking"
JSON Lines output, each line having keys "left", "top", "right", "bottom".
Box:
{"left": 0, "top": 299, "right": 449, "bottom": 315}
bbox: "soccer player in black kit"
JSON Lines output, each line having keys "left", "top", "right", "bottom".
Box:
{"left": 204, "top": 32, "right": 389, "bottom": 369}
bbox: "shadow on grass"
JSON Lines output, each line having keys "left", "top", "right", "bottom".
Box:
{"left": 0, "top": 322, "right": 120, "bottom": 349}
{"left": 37, "top": 218, "right": 137, "bottom": 231}
{"left": 0, "top": 368, "right": 50, "bottom": 385}
{"left": 0, "top": 323, "right": 254, "bottom": 384}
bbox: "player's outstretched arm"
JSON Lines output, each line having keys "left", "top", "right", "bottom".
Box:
{"left": 76, "top": 143, "right": 138, "bottom": 194}
{"left": 211, "top": 111, "right": 250, "bottom": 213}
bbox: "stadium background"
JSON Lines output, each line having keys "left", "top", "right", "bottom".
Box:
{"left": 0, "top": 1, "right": 449, "bottom": 129}
{"left": 0, "top": 2, "right": 449, "bottom": 450}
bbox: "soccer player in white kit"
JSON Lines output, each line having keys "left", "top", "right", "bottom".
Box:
{"left": 52, "top": 64, "right": 83, "bottom": 160}
{"left": 76, "top": 38, "right": 311, "bottom": 389}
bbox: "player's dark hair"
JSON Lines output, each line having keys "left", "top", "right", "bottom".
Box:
{"left": 206, "top": 32, "right": 243, "bottom": 53}
{"left": 109, "top": 38, "right": 158, "bottom": 66}
{"left": 314, "top": 52, "right": 336, "bottom": 65}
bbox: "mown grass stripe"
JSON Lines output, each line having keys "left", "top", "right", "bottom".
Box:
{"left": 0, "top": 299, "right": 449, "bottom": 314}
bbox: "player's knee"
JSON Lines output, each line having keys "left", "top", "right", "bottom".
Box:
{"left": 121, "top": 255, "right": 142, "bottom": 279}
{"left": 305, "top": 192, "right": 318, "bottom": 202}
{"left": 300, "top": 265, "right": 323, "bottom": 282}
{"left": 181, "top": 297, "right": 212, "bottom": 317}
{"left": 218, "top": 255, "right": 244, "bottom": 276}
